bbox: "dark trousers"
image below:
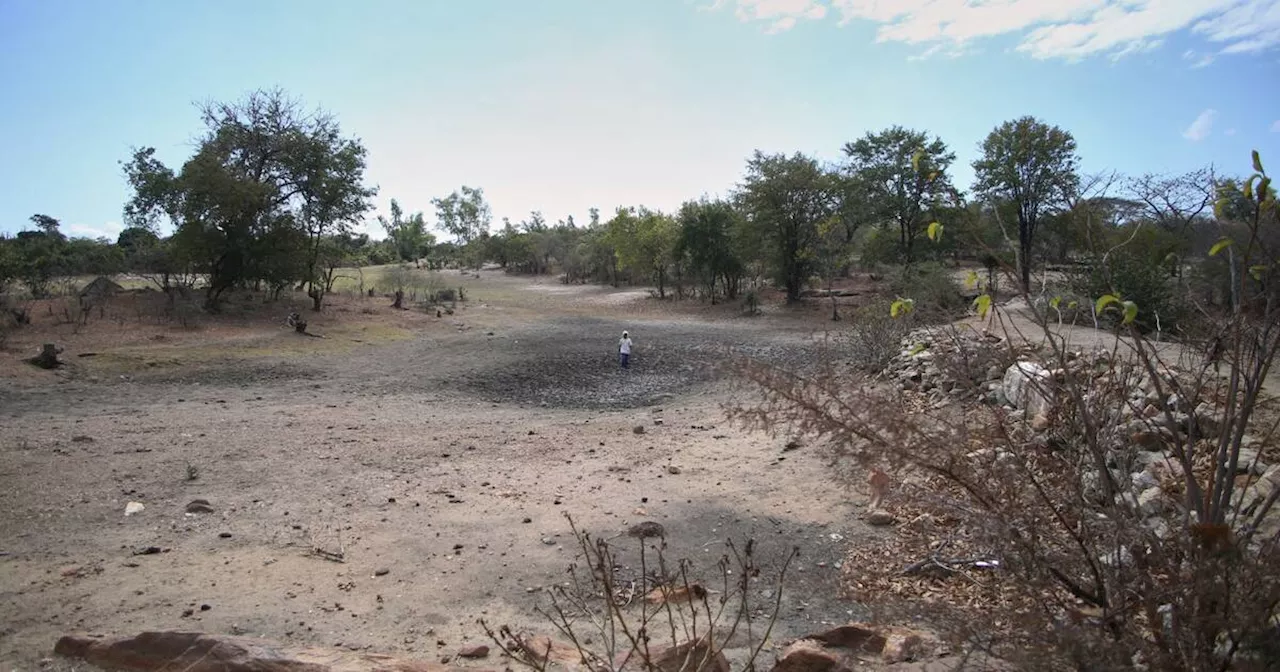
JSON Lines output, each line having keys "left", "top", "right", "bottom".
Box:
{"left": 620, "top": 352, "right": 630, "bottom": 369}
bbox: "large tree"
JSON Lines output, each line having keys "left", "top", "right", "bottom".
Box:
{"left": 122, "top": 89, "right": 374, "bottom": 310}
{"left": 842, "top": 126, "right": 956, "bottom": 263}
{"left": 380, "top": 199, "right": 435, "bottom": 266}
{"left": 677, "top": 198, "right": 746, "bottom": 303}
{"left": 972, "top": 116, "right": 1080, "bottom": 293}
{"left": 738, "top": 151, "right": 834, "bottom": 302}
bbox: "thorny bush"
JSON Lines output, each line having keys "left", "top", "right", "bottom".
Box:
{"left": 725, "top": 151, "right": 1280, "bottom": 670}
{"left": 481, "top": 513, "right": 798, "bottom": 672}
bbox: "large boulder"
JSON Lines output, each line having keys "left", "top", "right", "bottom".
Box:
{"left": 1002, "top": 362, "right": 1053, "bottom": 419}
{"left": 54, "top": 631, "right": 469, "bottom": 672}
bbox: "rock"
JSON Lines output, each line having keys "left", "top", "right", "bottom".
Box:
{"left": 1002, "top": 362, "right": 1053, "bottom": 418}
{"left": 667, "top": 465, "right": 682, "bottom": 475}
{"left": 783, "top": 438, "right": 803, "bottom": 452}
{"left": 633, "top": 425, "right": 646, "bottom": 435}
{"left": 374, "top": 568, "right": 390, "bottom": 576}
{"left": 541, "top": 537, "right": 556, "bottom": 545}
{"left": 218, "top": 532, "right": 232, "bottom": 539}
{"left": 54, "top": 631, "right": 454, "bottom": 671}
{"left": 648, "top": 637, "right": 729, "bottom": 672}
{"left": 772, "top": 639, "right": 847, "bottom": 672}
{"left": 1030, "top": 413, "right": 1051, "bottom": 431}
{"left": 512, "top": 633, "right": 583, "bottom": 667}
{"left": 185, "top": 500, "right": 214, "bottom": 514}
{"left": 627, "top": 521, "right": 666, "bottom": 539}
{"left": 1235, "top": 448, "right": 1265, "bottom": 475}
{"left": 457, "top": 645, "right": 490, "bottom": 659}
{"left": 124, "top": 502, "right": 145, "bottom": 516}
{"left": 881, "top": 630, "right": 925, "bottom": 664}
{"left": 1138, "top": 487, "right": 1165, "bottom": 517}
{"left": 1131, "top": 471, "right": 1158, "bottom": 492}
{"left": 865, "top": 510, "right": 896, "bottom": 526}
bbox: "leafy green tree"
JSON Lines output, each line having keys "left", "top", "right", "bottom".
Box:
{"left": 122, "top": 89, "right": 374, "bottom": 310}
{"left": 379, "top": 200, "right": 436, "bottom": 266}
{"left": 842, "top": 126, "right": 956, "bottom": 264}
{"left": 610, "top": 207, "right": 678, "bottom": 298}
{"left": 677, "top": 198, "right": 745, "bottom": 302}
{"left": 433, "top": 186, "right": 491, "bottom": 269}
{"left": 972, "top": 116, "right": 1080, "bottom": 293}
{"left": 738, "top": 151, "right": 834, "bottom": 302}
{"left": 13, "top": 214, "right": 68, "bottom": 297}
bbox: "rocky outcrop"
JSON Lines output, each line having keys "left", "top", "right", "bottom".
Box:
{"left": 54, "top": 631, "right": 475, "bottom": 672}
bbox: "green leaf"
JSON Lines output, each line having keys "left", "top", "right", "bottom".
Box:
{"left": 1259, "top": 177, "right": 1273, "bottom": 204}
{"left": 926, "top": 221, "right": 943, "bottom": 242}
{"left": 1209, "top": 238, "right": 1233, "bottom": 256}
{"left": 891, "top": 298, "right": 912, "bottom": 318}
{"left": 908, "top": 343, "right": 927, "bottom": 356}
{"left": 1244, "top": 176, "right": 1256, "bottom": 200}
{"left": 1121, "top": 300, "right": 1138, "bottom": 326}
{"left": 1254, "top": 150, "right": 1265, "bottom": 174}
{"left": 1249, "top": 265, "right": 1268, "bottom": 281}
{"left": 973, "top": 294, "right": 992, "bottom": 319}
{"left": 965, "top": 270, "right": 979, "bottom": 289}
{"left": 1095, "top": 294, "right": 1120, "bottom": 316}
{"left": 928, "top": 171, "right": 939, "bottom": 183}
{"left": 1049, "top": 296, "right": 1061, "bottom": 310}
{"left": 1067, "top": 300, "right": 1079, "bottom": 310}
{"left": 911, "top": 150, "right": 924, "bottom": 173}
{"left": 1214, "top": 198, "right": 1230, "bottom": 220}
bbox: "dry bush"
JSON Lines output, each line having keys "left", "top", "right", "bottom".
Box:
{"left": 843, "top": 302, "right": 915, "bottom": 374}
{"left": 482, "top": 514, "right": 797, "bottom": 672}
{"left": 723, "top": 155, "right": 1280, "bottom": 670}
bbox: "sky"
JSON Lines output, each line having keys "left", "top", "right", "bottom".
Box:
{"left": 1, "top": 0, "right": 1278, "bottom": 241}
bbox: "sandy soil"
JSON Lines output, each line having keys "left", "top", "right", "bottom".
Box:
{"left": 0, "top": 271, "right": 892, "bottom": 670}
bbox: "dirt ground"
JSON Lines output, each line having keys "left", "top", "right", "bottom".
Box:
{"left": 0, "top": 271, "right": 901, "bottom": 670}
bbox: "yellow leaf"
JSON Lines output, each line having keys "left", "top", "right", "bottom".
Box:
{"left": 1209, "top": 238, "right": 1233, "bottom": 256}
{"left": 1214, "top": 198, "right": 1229, "bottom": 220}
{"left": 1121, "top": 300, "right": 1138, "bottom": 326}
{"left": 1254, "top": 149, "right": 1265, "bottom": 174}
{"left": 1249, "top": 265, "right": 1268, "bottom": 281}
{"left": 911, "top": 150, "right": 925, "bottom": 173}
{"left": 973, "top": 294, "right": 992, "bottom": 319}
{"left": 1095, "top": 294, "right": 1120, "bottom": 316}
{"left": 1049, "top": 296, "right": 1061, "bottom": 310}
{"left": 926, "top": 221, "right": 943, "bottom": 242}
{"left": 1244, "top": 176, "right": 1256, "bottom": 200}
{"left": 965, "top": 270, "right": 978, "bottom": 289}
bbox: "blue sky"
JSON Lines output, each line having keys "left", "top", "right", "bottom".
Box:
{"left": 1, "top": 0, "right": 1278, "bottom": 241}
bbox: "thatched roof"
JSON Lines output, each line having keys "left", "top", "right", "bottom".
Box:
{"left": 79, "top": 276, "right": 124, "bottom": 298}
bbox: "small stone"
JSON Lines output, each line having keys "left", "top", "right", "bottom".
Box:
{"left": 218, "top": 532, "right": 232, "bottom": 539}
{"left": 522, "top": 517, "right": 532, "bottom": 524}
{"left": 666, "top": 465, "right": 682, "bottom": 475}
{"left": 185, "top": 500, "right": 214, "bottom": 514}
{"left": 866, "top": 510, "right": 896, "bottom": 526}
{"left": 124, "top": 502, "right": 145, "bottom": 516}
{"left": 458, "top": 644, "right": 490, "bottom": 659}
{"left": 374, "top": 568, "right": 390, "bottom": 576}
{"left": 200, "top": 604, "right": 211, "bottom": 611}
{"left": 627, "top": 521, "right": 666, "bottom": 539}
{"left": 633, "top": 425, "right": 646, "bottom": 435}
{"left": 541, "top": 537, "right": 556, "bottom": 545}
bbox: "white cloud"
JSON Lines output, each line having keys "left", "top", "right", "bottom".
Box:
{"left": 64, "top": 221, "right": 123, "bottom": 240}
{"left": 1182, "top": 49, "right": 1215, "bottom": 67}
{"left": 1271, "top": 120, "right": 1280, "bottom": 133}
{"left": 1182, "top": 109, "right": 1217, "bottom": 141}
{"left": 712, "top": 0, "right": 1280, "bottom": 62}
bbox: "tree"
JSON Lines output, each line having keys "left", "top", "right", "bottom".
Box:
{"left": 13, "top": 214, "right": 67, "bottom": 297}
{"left": 610, "top": 207, "right": 678, "bottom": 298}
{"left": 122, "top": 88, "right": 374, "bottom": 310}
{"left": 738, "top": 151, "right": 834, "bottom": 302}
{"left": 380, "top": 199, "right": 435, "bottom": 266}
{"left": 842, "top": 126, "right": 956, "bottom": 264}
{"left": 677, "top": 199, "right": 745, "bottom": 303}
{"left": 972, "top": 116, "right": 1080, "bottom": 293}
{"left": 433, "top": 186, "right": 491, "bottom": 269}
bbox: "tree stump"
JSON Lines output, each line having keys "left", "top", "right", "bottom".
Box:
{"left": 392, "top": 290, "right": 404, "bottom": 310}
{"left": 30, "top": 343, "right": 62, "bottom": 369}
{"left": 286, "top": 312, "right": 307, "bottom": 334}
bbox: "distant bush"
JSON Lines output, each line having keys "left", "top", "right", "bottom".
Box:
{"left": 434, "top": 287, "right": 456, "bottom": 303}
{"left": 843, "top": 302, "right": 914, "bottom": 374}
{"left": 889, "top": 263, "right": 966, "bottom": 323}
{"left": 1073, "top": 254, "right": 1187, "bottom": 335}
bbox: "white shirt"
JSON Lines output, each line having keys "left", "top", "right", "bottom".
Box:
{"left": 619, "top": 337, "right": 633, "bottom": 355}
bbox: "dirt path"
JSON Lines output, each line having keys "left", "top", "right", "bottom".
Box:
{"left": 0, "top": 274, "right": 880, "bottom": 669}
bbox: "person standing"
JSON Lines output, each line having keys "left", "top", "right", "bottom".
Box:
{"left": 618, "top": 331, "right": 633, "bottom": 369}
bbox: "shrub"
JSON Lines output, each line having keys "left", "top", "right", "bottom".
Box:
{"left": 888, "top": 263, "right": 966, "bottom": 323}
{"left": 1073, "top": 253, "right": 1187, "bottom": 335}
{"left": 843, "top": 302, "right": 914, "bottom": 374}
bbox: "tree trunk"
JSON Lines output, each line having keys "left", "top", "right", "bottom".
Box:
{"left": 30, "top": 343, "right": 61, "bottom": 369}
{"left": 309, "top": 285, "right": 324, "bottom": 312}
{"left": 1019, "top": 227, "right": 1033, "bottom": 295}
{"left": 392, "top": 290, "right": 404, "bottom": 310}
